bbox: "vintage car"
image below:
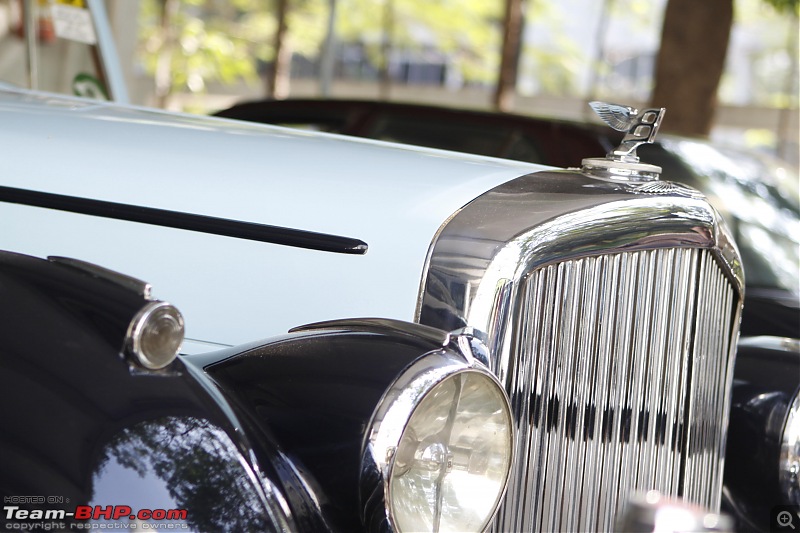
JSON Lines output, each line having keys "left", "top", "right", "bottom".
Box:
{"left": 215, "top": 98, "right": 800, "bottom": 339}
{"left": 0, "top": 2, "right": 797, "bottom": 532}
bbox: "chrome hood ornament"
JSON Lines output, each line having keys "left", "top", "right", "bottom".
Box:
{"left": 582, "top": 101, "right": 666, "bottom": 181}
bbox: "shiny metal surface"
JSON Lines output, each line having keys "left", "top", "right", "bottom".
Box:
{"left": 581, "top": 101, "right": 667, "bottom": 181}
{"left": 496, "top": 248, "right": 735, "bottom": 531}
{"left": 416, "top": 169, "right": 744, "bottom": 532}
{"left": 739, "top": 336, "right": 800, "bottom": 353}
{"left": 780, "top": 388, "right": 800, "bottom": 505}
{"left": 588, "top": 101, "right": 666, "bottom": 162}
{"left": 683, "top": 251, "right": 738, "bottom": 511}
{"left": 359, "top": 344, "right": 513, "bottom": 532}
{"left": 580, "top": 158, "right": 662, "bottom": 181}
{"left": 417, "top": 170, "right": 743, "bottom": 331}
{"left": 126, "top": 301, "right": 185, "bottom": 370}
{"left": 617, "top": 491, "right": 734, "bottom": 533}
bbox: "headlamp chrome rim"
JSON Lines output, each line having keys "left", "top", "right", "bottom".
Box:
{"left": 780, "top": 385, "right": 800, "bottom": 505}
{"left": 126, "top": 300, "right": 185, "bottom": 370}
{"left": 360, "top": 349, "right": 514, "bottom": 533}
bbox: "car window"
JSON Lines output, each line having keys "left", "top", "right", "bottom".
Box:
{"left": 364, "top": 113, "right": 514, "bottom": 158}
{"left": 503, "top": 131, "right": 545, "bottom": 164}
{"left": 0, "top": 0, "right": 109, "bottom": 99}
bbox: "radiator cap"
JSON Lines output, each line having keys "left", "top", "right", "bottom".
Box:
{"left": 582, "top": 101, "right": 666, "bottom": 181}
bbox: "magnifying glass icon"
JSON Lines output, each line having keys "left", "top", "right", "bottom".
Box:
{"left": 778, "top": 511, "right": 796, "bottom": 529}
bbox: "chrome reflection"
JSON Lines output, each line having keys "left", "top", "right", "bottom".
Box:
{"left": 126, "top": 301, "right": 185, "bottom": 370}
{"left": 617, "top": 491, "right": 734, "bottom": 532}
{"left": 417, "top": 170, "right": 743, "bottom": 333}
{"left": 360, "top": 349, "right": 513, "bottom": 533}
{"left": 781, "top": 388, "right": 800, "bottom": 505}
{"left": 494, "top": 248, "right": 737, "bottom": 532}
{"left": 416, "top": 169, "right": 744, "bottom": 533}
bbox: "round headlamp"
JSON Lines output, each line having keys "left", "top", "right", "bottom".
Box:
{"left": 126, "top": 301, "right": 185, "bottom": 370}
{"left": 361, "top": 349, "right": 513, "bottom": 533}
{"left": 780, "top": 386, "right": 800, "bottom": 505}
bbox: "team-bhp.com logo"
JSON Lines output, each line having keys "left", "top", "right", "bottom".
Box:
{"left": 4, "top": 504, "right": 188, "bottom": 530}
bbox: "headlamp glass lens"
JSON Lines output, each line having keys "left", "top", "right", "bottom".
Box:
{"left": 141, "top": 306, "right": 184, "bottom": 366}
{"left": 388, "top": 370, "right": 512, "bottom": 532}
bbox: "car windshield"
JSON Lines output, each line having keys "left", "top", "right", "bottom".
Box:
{"left": 0, "top": 1, "right": 110, "bottom": 99}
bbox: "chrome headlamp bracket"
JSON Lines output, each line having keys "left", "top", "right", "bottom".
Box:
{"left": 582, "top": 101, "right": 666, "bottom": 181}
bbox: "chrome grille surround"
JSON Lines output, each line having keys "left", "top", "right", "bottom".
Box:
{"left": 416, "top": 170, "right": 743, "bottom": 532}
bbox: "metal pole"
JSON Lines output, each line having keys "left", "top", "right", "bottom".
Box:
{"left": 24, "top": 0, "right": 38, "bottom": 90}
{"left": 88, "top": 0, "right": 130, "bottom": 104}
{"left": 320, "top": 0, "right": 337, "bottom": 97}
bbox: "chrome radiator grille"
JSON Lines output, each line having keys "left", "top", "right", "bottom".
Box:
{"left": 493, "top": 247, "right": 737, "bottom": 532}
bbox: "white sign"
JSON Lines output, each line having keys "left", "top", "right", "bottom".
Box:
{"left": 52, "top": 4, "right": 97, "bottom": 45}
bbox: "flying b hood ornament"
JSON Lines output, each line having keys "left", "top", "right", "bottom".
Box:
{"left": 582, "top": 101, "right": 666, "bottom": 181}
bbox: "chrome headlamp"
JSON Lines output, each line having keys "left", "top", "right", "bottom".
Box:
{"left": 360, "top": 348, "right": 513, "bottom": 533}
{"left": 126, "top": 301, "right": 185, "bottom": 370}
{"left": 781, "top": 386, "right": 800, "bottom": 505}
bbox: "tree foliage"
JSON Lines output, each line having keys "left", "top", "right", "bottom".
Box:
{"left": 139, "top": 0, "right": 327, "bottom": 102}
{"left": 333, "top": 0, "right": 503, "bottom": 84}
{"left": 139, "top": 0, "right": 510, "bottom": 103}
{"left": 137, "top": 0, "right": 799, "bottom": 113}
{"left": 762, "top": 0, "right": 800, "bottom": 14}
{"left": 518, "top": 1, "right": 583, "bottom": 97}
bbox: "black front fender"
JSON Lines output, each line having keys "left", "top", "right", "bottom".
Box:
{"left": 193, "top": 319, "right": 452, "bottom": 532}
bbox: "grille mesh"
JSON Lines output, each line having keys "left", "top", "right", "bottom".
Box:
{"left": 493, "top": 248, "right": 737, "bottom": 532}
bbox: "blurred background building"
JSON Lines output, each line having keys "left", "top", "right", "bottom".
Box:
{"left": 1, "top": 0, "right": 798, "bottom": 164}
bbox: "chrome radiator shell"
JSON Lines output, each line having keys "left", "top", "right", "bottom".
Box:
{"left": 416, "top": 170, "right": 743, "bottom": 532}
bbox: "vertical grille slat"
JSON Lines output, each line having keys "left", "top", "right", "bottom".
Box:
{"left": 591, "top": 254, "right": 619, "bottom": 532}
{"left": 575, "top": 256, "right": 604, "bottom": 531}
{"left": 493, "top": 247, "right": 738, "bottom": 532}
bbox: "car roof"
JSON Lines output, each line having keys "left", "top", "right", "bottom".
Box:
{"left": 214, "top": 98, "right": 618, "bottom": 168}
